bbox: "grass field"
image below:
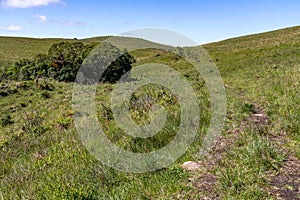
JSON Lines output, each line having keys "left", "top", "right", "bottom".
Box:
{"left": 0, "top": 26, "right": 299, "bottom": 199}
{"left": 0, "top": 36, "right": 109, "bottom": 66}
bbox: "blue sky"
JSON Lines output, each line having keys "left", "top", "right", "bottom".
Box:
{"left": 0, "top": 0, "right": 300, "bottom": 44}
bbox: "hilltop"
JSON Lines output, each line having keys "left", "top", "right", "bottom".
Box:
{"left": 0, "top": 35, "right": 167, "bottom": 66}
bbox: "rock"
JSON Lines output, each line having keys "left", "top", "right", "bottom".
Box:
{"left": 181, "top": 161, "right": 200, "bottom": 171}
{"left": 253, "top": 113, "right": 264, "bottom": 117}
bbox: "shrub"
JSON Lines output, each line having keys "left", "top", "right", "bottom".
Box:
{"left": 48, "top": 42, "right": 94, "bottom": 82}
{"left": 3, "top": 41, "right": 135, "bottom": 84}
{"left": 81, "top": 43, "right": 135, "bottom": 84}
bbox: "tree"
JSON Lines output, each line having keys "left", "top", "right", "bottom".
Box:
{"left": 81, "top": 42, "right": 135, "bottom": 84}
{"left": 48, "top": 42, "right": 95, "bottom": 82}
{"left": 4, "top": 41, "right": 135, "bottom": 83}
{"left": 9, "top": 59, "right": 34, "bottom": 80}
{"left": 101, "top": 52, "right": 135, "bottom": 83}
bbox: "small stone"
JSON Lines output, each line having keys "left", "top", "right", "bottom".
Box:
{"left": 181, "top": 161, "right": 200, "bottom": 171}
{"left": 253, "top": 114, "right": 264, "bottom": 117}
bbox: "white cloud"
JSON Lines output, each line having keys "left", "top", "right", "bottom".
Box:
{"left": 35, "top": 14, "right": 47, "bottom": 23}
{"left": 66, "top": 21, "right": 85, "bottom": 27}
{"left": 0, "top": 24, "right": 22, "bottom": 31}
{"left": 2, "top": 0, "right": 62, "bottom": 8}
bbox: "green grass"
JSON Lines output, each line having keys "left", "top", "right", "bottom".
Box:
{"left": 0, "top": 36, "right": 109, "bottom": 66}
{"left": 1, "top": 26, "right": 300, "bottom": 199}
{"left": 0, "top": 37, "right": 71, "bottom": 66}
{"left": 216, "top": 131, "right": 285, "bottom": 199}
{"left": 203, "top": 25, "right": 300, "bottom": 199}
{"left": 204, "top": 25, "right": 300, "bottom": 152}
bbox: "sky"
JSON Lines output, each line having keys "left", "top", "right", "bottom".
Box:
{"left": 0, "top": 0, "right": 300, "bottom": 44}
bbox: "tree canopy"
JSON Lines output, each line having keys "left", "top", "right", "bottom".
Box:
{"left": 2, "top": 41, "right": 135, "bottom": 83}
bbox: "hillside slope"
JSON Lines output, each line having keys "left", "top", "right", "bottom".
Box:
{"left": 0, "top": 26, "right": 299, "bottom": 199}
{"left": 205, "top": 26, "right": 300, "bottom": 50}
{"left": 0, "top": 36, "right": 109, "bottom": 66}
{"left": 203, "top": 26, "right": 300, "bottom": 199}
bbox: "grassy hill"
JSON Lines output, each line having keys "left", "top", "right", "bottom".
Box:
{"left": 0, "top": 37, "right": 71, "bottom": 66}
{"left": 0, "top": 26, "right": 299, "bottom": 199}
{"left": 203, "top": 25, "right": 300, "bottom": 199}
{"left": 0, "top": 36, "right": 109, "bottom": 66}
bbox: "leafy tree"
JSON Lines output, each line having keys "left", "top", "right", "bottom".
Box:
{"left": 6, "top": 54, "right": 51, "bottom": 81}
{"left": 101, "top": 52, "right": 135, "bottom": 83}
{"left": 48, "top": 42, "right": 96, "bottom": 82}
{"left": 9, "top": 59, "right": 34, "bottom": 80}
{"left": 81, "top": 42, "right": 135, "bottom": 84}
{"left": 4, "top": 41, "right": 135, "bottom": 83}
{"left": 33, "top": 54, "right": 52, "bottom": 78}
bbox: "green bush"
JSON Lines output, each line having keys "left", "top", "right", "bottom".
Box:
{"left": 78, "top": 42, "right": 135, "bottom": 84}
{"left": 3, "top": 41, "right": 135, "bottom": 83}
{"left": 48, "top": 42, "right": 95, "bottom": 82}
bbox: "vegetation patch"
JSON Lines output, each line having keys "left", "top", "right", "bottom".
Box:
{"left": 0, "top": 27, "right": 299, "bottom": 199}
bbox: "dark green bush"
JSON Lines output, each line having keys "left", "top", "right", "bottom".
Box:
{"left": 3, "top": 41, "right": 134, "bottom": 84}
{"left": 48, "top": 42, "right": 95, "bottom": 82}
{"left": 81, "top": 42, "right": 135, "bottom": 84}
{"left": 101, "top": 52, "right": 134, "bottom": 83}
